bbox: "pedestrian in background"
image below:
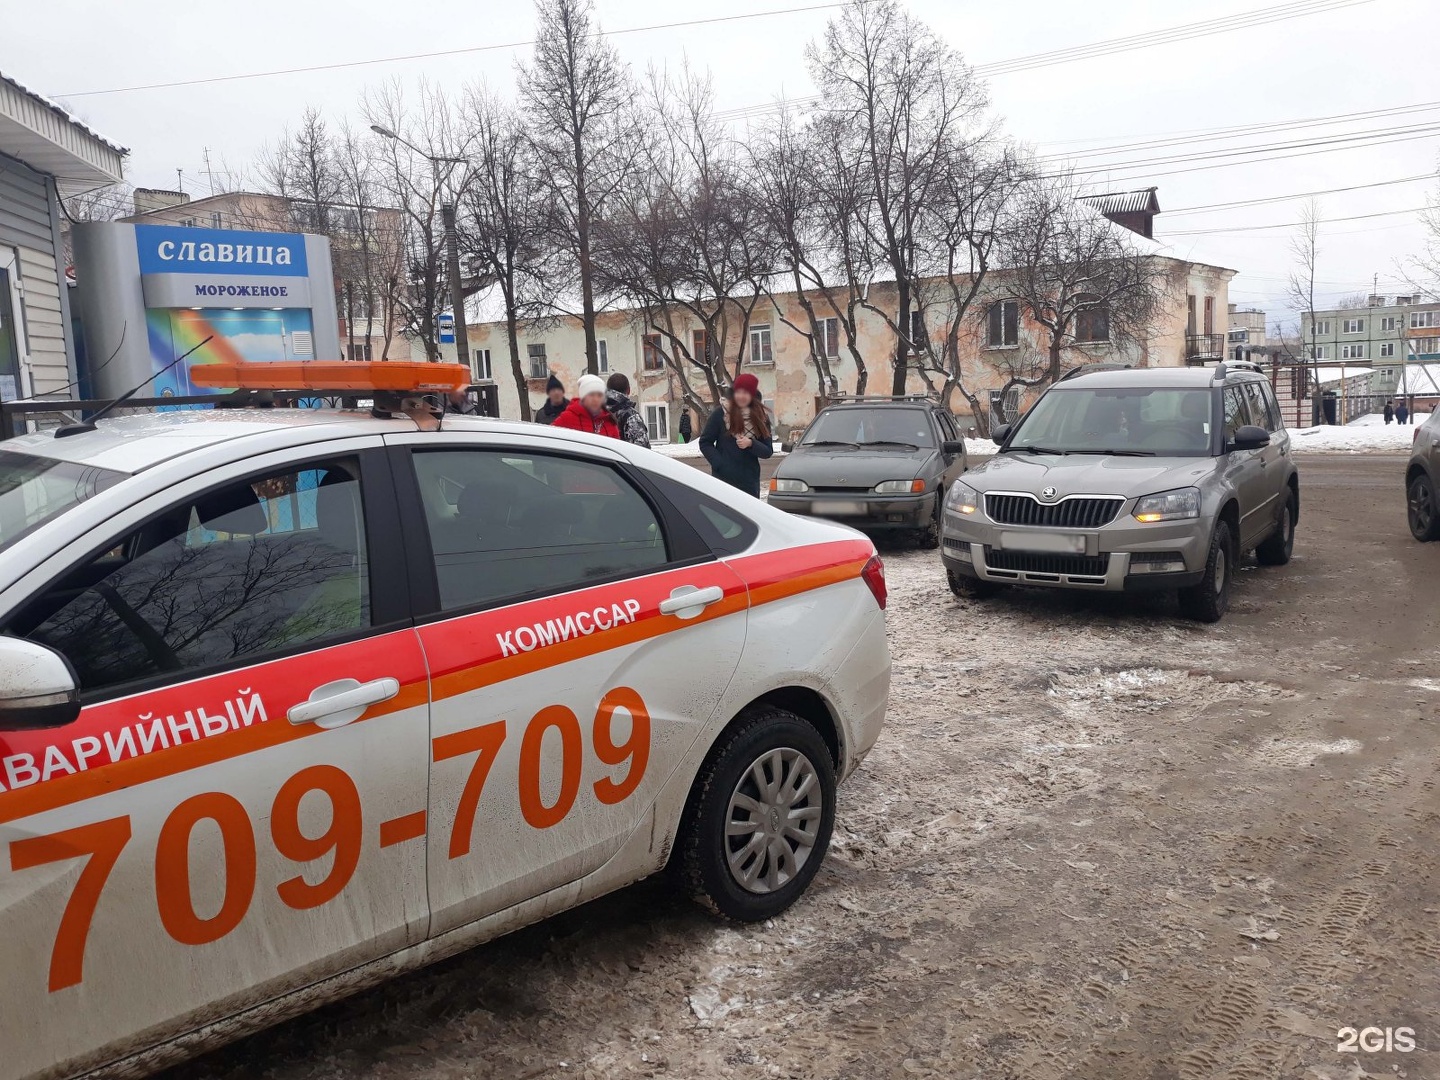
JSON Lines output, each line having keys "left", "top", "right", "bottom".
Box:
{"left": 678, "top": 409, "right": 693, "bottom": 443}
{"left": 535, "top": 374, "right": 568, "bottom": 425}
{"left": 1384, "top": 400, "right": 1394, "bottom": 425}
{"left": 553, "top": 374, "right": 620, "bottom": 438}
{"left": 605, "top": 372, "right": 651, "bottom": 448}
{"left": 1397, "top": 401, "right": 1411, "bottom": 425}
{"left": 445, "top": 388, "right": 478, "bottom": 415}
{"left": 700, "top": 373, "right": 773, "bottom": 497}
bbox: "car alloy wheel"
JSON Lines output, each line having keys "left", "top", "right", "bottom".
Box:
{"left": 724, "top": 747, "right": 823, "bottom": 894}
{"left": 1212, "top": 542, "right": 1226, "bottom": 594}
{"left": 1410, "top": 476, "right": 1437, "bottom": 540}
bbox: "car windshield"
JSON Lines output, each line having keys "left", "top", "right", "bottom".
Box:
{"left": 801, "top": 408, "right": 933, "bottom": 448}
{"left": 0, "top": 450, "right": 124, "bottom": 554}
{"left": 1007, "top": 387, "right": 1214, "bottom": 457}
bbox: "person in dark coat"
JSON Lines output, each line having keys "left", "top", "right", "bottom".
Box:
{"left": 605, "top": 372, "right": 651, "bottom": 448}
{"left": 678, "top": 409, "right": 693, "bottom": 443}
{"left": 700, "top": 373, "right": 773, "bottom": 497}
{"left": 1397, "top": 402, "right": 1411, "bottom": 425}
{"left": 535, "top": 374, "right": 568, "bottom": 424}
{"left": 1384, "top": 401, "right": 1395, "bottom": 425}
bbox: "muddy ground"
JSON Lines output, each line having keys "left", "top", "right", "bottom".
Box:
{"left": 164, "top": 453, "right": 1440, "bottom": 1080}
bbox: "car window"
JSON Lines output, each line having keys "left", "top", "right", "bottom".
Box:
{"left": 641, "top": 469, "right": 758, "bottom": 556}
{"left": 10, "top": 460, "right": 369, "bottom": 695}
{"left": 1241, "top": 380, "right": 1277, "bottom": 432}
{"left": 1223, "top": 386, "right": 1253, "bottom": 439}
{"left": 0, "top": 450, "right": 124, "bottom": 555}
{"left": 801, "top": 408, "right": 934, "bottom": 447}
{"left": 411, "top": 449, "right": 669, "bottom": 611}
{"left": 1009, "top": 387, "right": 1213, "bottom": 456}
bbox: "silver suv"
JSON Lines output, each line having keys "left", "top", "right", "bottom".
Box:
{"left": 941, "top": 365, "right": 1299, "bottom": 622}
{"left": 1405, "top": 408, "right": 1440, "bottom": 541}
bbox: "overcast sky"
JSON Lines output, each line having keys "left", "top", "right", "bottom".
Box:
{"left": 7, "top": 0, "right": 1436, "bottom": 325}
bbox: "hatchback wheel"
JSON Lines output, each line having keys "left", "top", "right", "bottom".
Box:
{"left": 1410, "top": 473, "right": 1440, "bottom": 541}
{"left": 678, "top": 708, "right": 835, "bottom": 922}
{"left": 947, "top": 566, "right": 1000, "bottom": 599}
{"left": 917, "top": 497, "right": 941, "bottom": 549}
{"left": 1255, "top": 492, "right": 1296, "bottom": 565}
{"left": 1178, "top": 520, "right": 1232, "bottom": 623}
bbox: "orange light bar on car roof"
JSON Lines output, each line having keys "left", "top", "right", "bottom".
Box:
{"left": 191, "top": 360, "right": 470, "bottom": 394}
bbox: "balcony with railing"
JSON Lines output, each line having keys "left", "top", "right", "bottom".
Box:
{"left": 1185, "top": 334, "right": 1226, "bottom": 362}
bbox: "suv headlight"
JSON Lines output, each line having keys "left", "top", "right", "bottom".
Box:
{"left": 770, "top": 477, "right": 809, "bottom": 493}
{"left": 946, "top": 480, "right": 981, "bottom": 515}
{"left": 1134, "top": 487, "right": 1201, "bottom": 522}
{"left": 875, "top": 479, "right": 925, "bottom": 494}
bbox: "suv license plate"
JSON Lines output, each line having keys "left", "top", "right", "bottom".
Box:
{"left": 998, "top": 531, "right": 1086, "bottom": 554}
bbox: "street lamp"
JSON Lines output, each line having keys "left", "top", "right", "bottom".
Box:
{"left": 370, "top": 125, "right": 470, "bottom": 371}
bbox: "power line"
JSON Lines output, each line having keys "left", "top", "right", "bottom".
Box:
{"left": 59, "top": 2, "right": 853, "bottom": 97}
{"left": 1165, "top": 173, "right": 1437, "bottom": 216}
{"left": 1166, "top": 205, "right": 1428, "bottom": 236}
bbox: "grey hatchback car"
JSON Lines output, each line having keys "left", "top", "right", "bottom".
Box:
{"left": 1405, "top": 408, "right": 1440, "bottom": 541}
{"left": 768, "top": 400, "right": 968, "bottom": 547}
{"left": 942, "top": 365, "right": 1299, "bottom": 622}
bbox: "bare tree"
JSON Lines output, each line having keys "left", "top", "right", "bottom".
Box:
{"left": 519, "top": 0, "right": 637, "bottom": 375}
{"left": 808, "top": 0, "right": 988, "bottom": 397}
{"left": 999, "top": 171, "right": 1170, "bottom": 391}
{"left": 462, "top": 88, "right": 557, "bottom": 420}
{"left": 1285, "top": 197, "right": 1322, "bottom": 423}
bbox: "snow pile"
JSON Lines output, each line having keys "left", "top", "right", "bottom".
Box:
{"left": 966, "top": 437, "right": 999, "bottom": 458}
{"left": 1287, "top": 414, "right": 1429, "bottom": 453}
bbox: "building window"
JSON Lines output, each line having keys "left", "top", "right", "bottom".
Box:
{"left": 1075, "top": 301, "right": 1109, "bottom": 344}
{"left": 692, "top": 328, "right": 713, "bottom": 365}
{"left": 1312, "top": 319, "right": 1331, "bottom": 336}
{"left": 748, "top": 324, "right": 774, "bottom": 365}
{"left": 1186, "top": 294, "right": 1196, "bottom": 336}
{"left": 1380, "top": 342, "right": 1396, "bottom": 358}
{"left": 210, "top": 212, "right": 223, "bottom": 229}
{"left": 642, "top": 334, "right": 665, "bottom": 371}
{"left": 597, "top": 339, "right": 609, "bottom": 373}
{"left": 985, "top": 300, "right": 1019, "bottom": 347}
{"left": 1203, "top": 296, "right": 1215, "bottom": 336}
{"left": 1341, "top": 343, "right": 1366, "bottom": 359}
{"left": 819, "top": 317, "right": 840, "bottom": 358}
{"left": 1343, "top": 318, "right": 1364, "bottom": 334}
{"left": 1381, "top": 316, "right": 1400, "bottom": 331}
{"left": 1411, "top": 311, "right": 1439, "bottom": 329}
{"left": 1228, "top": 329, "right": 1247, "bottom": 344}
{"left": 908, "top": 309, "right": 927, "bottom": 346}
{"left": 474, "top": 348, "right": 492, "bottom": 381}
{"left": 643, "top": 403, "right": 670, "bottom": 444}
{"left": 1312, "top": 345, "right": 1327, "bottom": 360}
{"left": 180, "top": 218, "right": 197, "bottom": 228}
{"left": 347, "top": 342, "right": 373, "bottom": 361}
{"left": 1415, "top": 337, "right": 1440, "bottom": 356}
{"left": 527, "top": 343, "right": 548, "bottom": 380}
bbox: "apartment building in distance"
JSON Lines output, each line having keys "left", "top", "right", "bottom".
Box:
{"left": 1302, "top": 293, "right": 1440, "bottom": 397}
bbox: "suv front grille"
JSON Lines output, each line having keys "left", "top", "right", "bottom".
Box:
{"left": 983, "top": 548, "right": 1111, "bottom": 577}
{"left": 984, "top": 493, "right": 1123, "bottom": 528}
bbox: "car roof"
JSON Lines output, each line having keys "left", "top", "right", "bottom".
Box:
{"left": 2, "top": 409, "right": 609, "bottom": 474}
{"left": 1051, "top": 366, "right": 1235, "bottom": 390}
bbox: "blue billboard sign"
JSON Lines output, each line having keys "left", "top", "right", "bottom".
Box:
{"left": 135, "top": 224, "right": 309, "bottom": 276}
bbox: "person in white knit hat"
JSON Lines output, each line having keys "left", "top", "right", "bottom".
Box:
{"left": 552, "top": 372, "right": 620, "bottom": 438}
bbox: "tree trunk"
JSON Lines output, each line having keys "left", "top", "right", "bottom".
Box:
{"left": 1048, "top": 335, "right": 1063, "bottom": 384}
{"left": 892, "top": 279, "right": 911, "bottom": 397}
{"left": 505, "top": 302, "right": 531, "bottom": 422}
{"left": 573, "top": 129, "right": 599, "bottom": 375}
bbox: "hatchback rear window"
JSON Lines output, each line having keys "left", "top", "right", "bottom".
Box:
{"left": 0, "top": 450, "right": 124, "bottom": 554}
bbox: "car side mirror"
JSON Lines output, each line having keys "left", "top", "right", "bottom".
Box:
{"left": 991, "top": 424, "right": 1012, "bottom": 446}
{"left": 942, "top": 440, "right": 965, "bottom": 456}
{"left": 1228, "top": 424, "right": 1271, "bottom": 452}
{"left": 0, "top": 638, "right": 82, "bottom": 731}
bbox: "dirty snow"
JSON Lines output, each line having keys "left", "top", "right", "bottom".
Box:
{"left": 1287, "top": 414, "right": 1429, "bottom": 453}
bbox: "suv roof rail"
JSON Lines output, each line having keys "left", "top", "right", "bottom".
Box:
{"left": 831, "top": 393, "right": 936, "bottom": 404}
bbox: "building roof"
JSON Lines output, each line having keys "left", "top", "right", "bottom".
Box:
{"left": 0, "top": 70, "right": 126, "bottom": 192}
{"left": 1078, "top": 187, "right": 1161, "bottom": 216}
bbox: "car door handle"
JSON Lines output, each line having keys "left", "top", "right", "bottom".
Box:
{"left": 288, "top": 677, "right": 400, "bottom": 729}
{"left": 658, "top": 585, "right": 726, "bottom": 618}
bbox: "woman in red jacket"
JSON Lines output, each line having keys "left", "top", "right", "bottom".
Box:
{"left": 552, "top": 374, "right": 620, "bottom": 438}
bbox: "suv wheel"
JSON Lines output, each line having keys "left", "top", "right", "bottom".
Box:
{"left": 1255, "top": 491, "right": 1296, "bottom": 565}
{"left": 947, "top": 566, "right": 1000, "bottom": 599}
{"left": 1178, "top": 520, "right": 1232, "bottom": 623}
{"left": 1408, "top": 473, "right": 1440, "bottom": 542}
{"left": 677, "top": 708, "right": 835, "bottom": 922}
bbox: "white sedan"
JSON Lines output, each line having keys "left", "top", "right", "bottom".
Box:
{"left": 0, "top": 399, "right": 889, "bottom": 1080}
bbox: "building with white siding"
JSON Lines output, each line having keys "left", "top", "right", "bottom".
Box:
{"left": 0, "top": 72, "right": 126, "bottom": 400}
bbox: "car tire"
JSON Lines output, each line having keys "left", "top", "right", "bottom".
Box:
{"left": 1408, "top": 473, "right": 1440, "bottom": 542}
{"left": 1178, "top": 520, "right": 1232, "bottom": 623}
{"left": 678, "top": 708, "right": 836, "bottom": 923}
{"left": 918, "top": 496, "right": 941, "bottom": 549}
{"left": 947, "top": 566, "right": 1000, "bottom": 599}
{"left": 1255, "top": 490, "right": 1296, "bottom": 565}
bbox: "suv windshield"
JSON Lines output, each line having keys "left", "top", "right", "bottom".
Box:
{"left": 801, "top": 408, "right": 933, "bottom": 448}
{"left": 1008, "top": 387, "right": 1213, "bottom": 457}
{"left": 0, "top": 450, "right": 124, "bottom": 554}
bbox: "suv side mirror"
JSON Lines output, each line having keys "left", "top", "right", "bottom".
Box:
{"left": 0, "top": 638, "right": 82, "bottom": 731}
{"left": 941, "top": 440, "right": 965, "bottom": 456}
{"left": 1229, "top": 424, "right": 1271, "bottom": 452}
{"left": 991, "top": 423, "right": 1012, "bottom": 446}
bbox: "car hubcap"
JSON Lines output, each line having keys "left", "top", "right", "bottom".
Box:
{"left": 1214, "top": 545, "right": 1227, "bottom": 593}
{"left": 1412, "top": 483, "right": 1433, "bottom": 532}
{"left": 725, "top": 747, "right": 822, "bottom": 895}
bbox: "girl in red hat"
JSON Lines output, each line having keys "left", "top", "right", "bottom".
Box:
{"left": 699, "top": 373, "right": 773, "bottom": 497}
